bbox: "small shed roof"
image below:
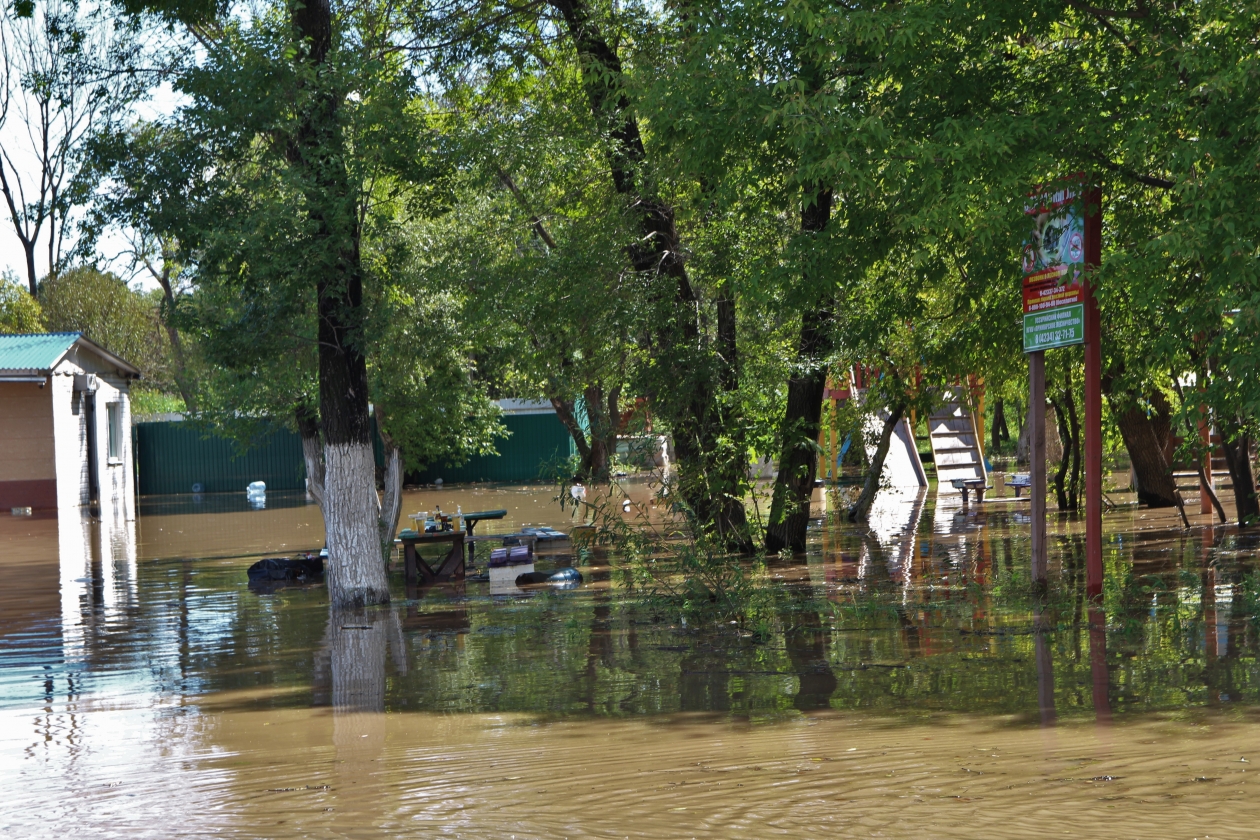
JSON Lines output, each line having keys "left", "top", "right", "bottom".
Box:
{"left": 0, "top": 332, "right": 141, "bottom": 377}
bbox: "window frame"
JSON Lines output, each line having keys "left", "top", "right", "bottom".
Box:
{"left": 106, "top": 401, "right": 122, "bottom": 462}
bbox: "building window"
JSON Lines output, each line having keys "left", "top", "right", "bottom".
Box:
{"left": 107, "top": 402, "right": 122, "bottom": 461}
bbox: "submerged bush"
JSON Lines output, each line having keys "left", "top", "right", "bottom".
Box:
{"left": 559, "top": 472, "right": 779, "bottom": 631}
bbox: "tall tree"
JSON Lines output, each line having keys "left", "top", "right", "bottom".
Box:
{"left": 107, "top": 0, "right": 438, "bottom": 607}
{"left": 288, "top": 0, "right": 389, "bottom": 607}
{"left": 545, "top": 0, "right": 751, "bottom": 546}
{"left": 0, "top": 0, "right": 146, "bottom": 294}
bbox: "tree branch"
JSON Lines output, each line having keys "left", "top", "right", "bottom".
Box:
{"left": 1063, "top": 0, "right": 1147, "bottom": 19}
{"left": 1089, "top": 154, "right": 1176, "bottom": 189}
{"left": 496, "top": 165, "right": 558, "bottom": 249}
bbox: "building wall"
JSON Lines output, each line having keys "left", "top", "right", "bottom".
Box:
{"left": 49, "top": 370, "right": 86, "bottom": 509}
{"left": 0, "top": 381, "right": 56, "bottom": 509}
{"left": 51, "top": 350, "right": 135, "bottom": 521}
{"left": 93, "top": 373, "right": 134, "bottom": 522}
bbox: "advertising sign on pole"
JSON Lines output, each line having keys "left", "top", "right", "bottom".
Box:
{"left": 1023, "top": 183, "right": 1087, "bottom": 353}
{"left": 1020, "top": 177, "right": 1103, "bottom": 597}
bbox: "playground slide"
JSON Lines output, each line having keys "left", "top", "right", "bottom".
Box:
{"left": 862, "top": 411, "right": 928, "bottom": 488}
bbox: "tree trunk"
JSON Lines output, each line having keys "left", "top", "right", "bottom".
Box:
{"left": 1016, "top": 407, "right": 1030, "bottom": 465}
{"left": 1101, "top": 366, "right": 1181, "bottom": 509}
{"left": 1220, "top": 419, "right": 1259, "bottom": 527}
{"left": 992, "top": 398, "right": 1008, "bottom": 452}
{"left": 713, "top": 291, "right": 750, "bottom": 535}
{"left": 848, "top": 401, "right": 906, "bottom": 523}
{"left": 1051, "top": 366, "right": 1083, "bottom": 511}
{"left": 377, "top": 426, "right": 404, "bottom": 566}
{"left": 548, "top": 0, "right": 749, "bottom": 550}
{"left": 551, "top": 396, "right": 592, "bottom": 476}
{"left": 292, "top": 0, "right": 389, "bottom": 608}
{"left": 152, "top": 250, "right": 198, "bottom": 412}
{"left": 1067, "top": 388, "right": 1082, "bottom": 510}
{"left": 297, "top": 404, "right": 325, "bottom": 510}
{"left": 583, "top": 383, "right": 615, "bottom": 482}
{"left": 1109, "top": 401, "right": 1181, "bottom": 508}
{"left": 765, "top": 188, "right": 833, "bottom": 553}
{"left": 324, "top": 440, "right": 387, "bottom": 605}
{"left": 550, "top": 388, "right": 618, "bottom": 482}
{"left": 1051, "top": 393, "right": 1072, "bottom": 511}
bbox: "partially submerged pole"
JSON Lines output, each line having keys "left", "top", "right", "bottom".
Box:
{"left": 1083, "top": 187, "right": 1104, "bottom": 601}
{"left": 1030, "top": 351, "right": 1048, "bottom": 587}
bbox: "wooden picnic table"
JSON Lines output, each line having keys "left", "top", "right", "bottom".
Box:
{"left": 459, "top": 509, "right": 507, "bottom": 565}
{"left": 460, "top": 509, "right": 508, "bottom": 534}
{"left": 399, "top": 531, "right": 466, "bottom": 592}
{"left": 405, "top": 509, "right": 508, "bottom": 568}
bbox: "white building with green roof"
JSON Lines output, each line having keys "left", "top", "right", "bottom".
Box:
{"left": 0, "top": 332, "right": 140, "bottom": 516}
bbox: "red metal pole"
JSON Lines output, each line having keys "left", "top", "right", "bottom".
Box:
{"left": 1084, "top": 187, "right": 1104, "bottom": 600}
{"left": 1199, "top": 408, "right": 1213, "bottom": 515}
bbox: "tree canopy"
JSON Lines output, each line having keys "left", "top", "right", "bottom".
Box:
{"left": 4, "top": 0, "right": 1258, "bottom": 539}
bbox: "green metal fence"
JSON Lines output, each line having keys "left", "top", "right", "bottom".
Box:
{"left": 408, "top": 413, "right": 574, "bottom": 484}
{"left": 135, "top": 411, "right": 574, "bottom": 495}
{"left": 134, "top": 421, "right": 306, "bottom": 495}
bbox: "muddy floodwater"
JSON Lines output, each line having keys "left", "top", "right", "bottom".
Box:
{"left": 4, "top": 482, "right": 1260, "bottom": 838}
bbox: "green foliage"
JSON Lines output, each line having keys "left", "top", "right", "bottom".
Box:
{"left": 69, "top": 0, "right": 1260, "bottom": 529}
{"left": 90, "top": 0, "right": 502, "bottom": 469}
{"left": 38, "top": 267, "right": 172, "bottom": 383}
{"left": 367, "top": 272, "right": 504, "bottom": 473}
{"left": 566, "top": 476, "right": 777, "bottom": 626}
{"left": 129, "top": 386, "right": 186, "bottom": 416}
{"left": 0, "top": 274, "right": 44, "bottom": 332}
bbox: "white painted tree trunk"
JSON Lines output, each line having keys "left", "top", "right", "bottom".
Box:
{"left": 324, "top": 440, "right": 390, "bottom": 607}
{"left": 377, "top": 442, "right": 403, "bottom": 566}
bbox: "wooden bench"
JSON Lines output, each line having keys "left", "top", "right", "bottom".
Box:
{"left": 950, "top": 478, "right": 988, "bottom": 506}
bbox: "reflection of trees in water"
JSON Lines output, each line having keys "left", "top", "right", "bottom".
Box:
{"left": 40, "top": 500, "right": 1260, "bottom": 729}
{"left": 1034, "top": 608, "right": 1056, "bottom": 727}
{"left": 584, "top": 590, "right": 615, "bottom": 714}
{"left": 779, "top": 588, "right": 838, "bottom": 712}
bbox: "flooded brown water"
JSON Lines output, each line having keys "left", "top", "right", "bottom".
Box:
{"left": 3, "top": 481, "right": 1260, "bottom": 838}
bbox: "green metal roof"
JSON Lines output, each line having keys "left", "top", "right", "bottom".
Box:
{"left": 0, "top": 332, "right": 81, "bottom": 372}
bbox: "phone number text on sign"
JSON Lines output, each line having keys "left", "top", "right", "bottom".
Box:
{"left": 1024, "top": 303, "right": 1084, "bottom": 352}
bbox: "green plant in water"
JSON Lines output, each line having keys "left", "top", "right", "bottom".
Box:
{"left": 555, "top": 470, "right": 779, "bottom": 631}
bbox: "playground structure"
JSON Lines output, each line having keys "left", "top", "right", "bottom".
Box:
{"left": 819, "top": 367, "right": 987, "bottom": 493}
{"left": 926, "top": 388, "right": 987, "bottom": 491}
